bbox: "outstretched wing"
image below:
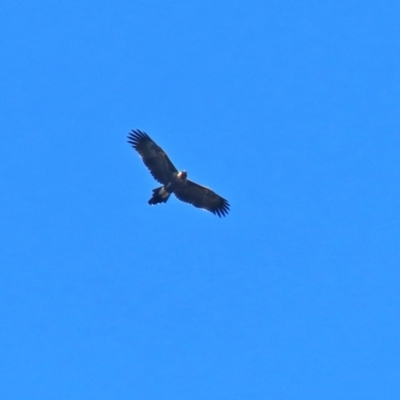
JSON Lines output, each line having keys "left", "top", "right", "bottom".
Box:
{"left": 127, "top": 129, "right": 178, "bottom": 184}
{"left": 174, "top": 180, "right": 230, "bottom": 217}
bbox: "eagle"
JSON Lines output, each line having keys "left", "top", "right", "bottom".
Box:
{"left": 127, "top": 129, "right": 230, "bottom": 217}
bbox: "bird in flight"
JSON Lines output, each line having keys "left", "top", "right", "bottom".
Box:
{"left": 127, "top": 129, "right": 230, "bottom": 217}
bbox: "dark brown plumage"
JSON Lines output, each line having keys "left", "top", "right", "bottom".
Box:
{"left": 127, "top": 129, "right": 230, "bottom": 217}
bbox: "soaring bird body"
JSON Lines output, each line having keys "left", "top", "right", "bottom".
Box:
{"left": 127, "top": 129, "right": 230, "bottom": 217}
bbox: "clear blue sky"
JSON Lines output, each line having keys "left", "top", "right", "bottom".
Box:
{"left": 1, "top": 1, "right": 399, "bottom": 398}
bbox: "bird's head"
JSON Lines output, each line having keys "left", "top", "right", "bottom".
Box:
{"left": 178, "top": 170, "right": 187, "bottom": 180}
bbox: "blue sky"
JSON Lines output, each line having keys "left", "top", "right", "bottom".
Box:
{"left": 1, "top": 1, "right": 400, "bottom": 398}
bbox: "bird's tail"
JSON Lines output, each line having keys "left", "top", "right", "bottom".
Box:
{"left": 148, "top": 186, "right": 171, "bottom": 205}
